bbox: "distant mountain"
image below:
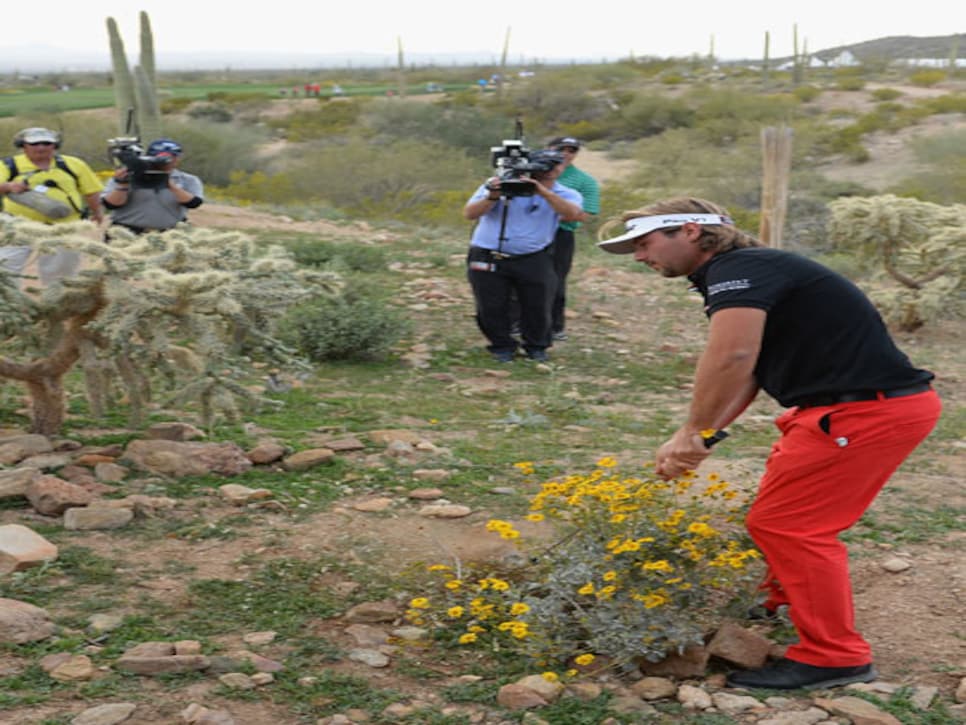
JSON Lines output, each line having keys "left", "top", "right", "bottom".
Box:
{"left": 2, "top": 34, "right": 963, "bottom": 74}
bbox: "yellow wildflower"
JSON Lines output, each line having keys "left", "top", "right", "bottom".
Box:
{"left": 445, "top": 579, "right": 462, "bottom": 590}
{"left": 525, "top": 513, "right": 545, "bottom": 522}
{"left": 427, "top": 564, "right": 450, "bottom": 572}
{"left": 458, "top": 632, "right": 478, "bottom": 644}
{"left": 596, "top": 456, "right": 618, "bottom": 468}
{"left": 510, "top": 602, "right": 531, "bottom": 615}
{"left": 447, "top": 606, "right": 465, "bottom": 618}
{"left": 409, "top": 597, "right": 429, "bottom": 609}
{"left": 574, "top": 653, "right": 595, "bottom": 666}
{"left": 577, "top": 583, "right": 595, "bottom": 595}
{"left": 541, "top": 672, "right": 559, "bottom": 682}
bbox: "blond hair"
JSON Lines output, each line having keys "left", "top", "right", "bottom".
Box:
{"left": 599, "top": 197, "right": 763, "bottom": 253}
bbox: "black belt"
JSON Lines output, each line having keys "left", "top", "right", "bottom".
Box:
{"left": 479, "top": 246, "right": 550, "bottom": 261}
{"left": 795, "top": 382, "right": 932, "bottom": 409}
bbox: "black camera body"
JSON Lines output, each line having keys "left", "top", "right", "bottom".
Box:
{"left": 489, "top": 139, "right": 560, "bottom": 198}
{"left": 108, "top": 136, "right": 170, "bottom": 189}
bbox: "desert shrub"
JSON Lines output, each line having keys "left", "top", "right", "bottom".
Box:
{"left": 611, "top": 93, "right": 695, "bottom": 139}
{"left": 267, "top": 99, "right": 370, "bottom": 140}
{"left": 279, "top": 138, "right": 479, "bottom": 216}
{"left": 286, "top": 238, "right": 388, "bottom": 272}
{"left": 889, "top": 128, "right": 966, "bottom": 205}
{"left": 918, "top": 92, "right": 966, "bottom": 114}
{"left": 158, "top": 119, "right": 266, "bottom": 186}
{"left": 219, "top": 170, "right": 298, "bottom": 206}
{"left": 160, "top": 97, "right": 194, "bottom": 114}
{"left": 870, "top": 87, "right": 902, "bottom": 101}
{"left": 908, "top": 69, "right": 946, "bottom": 87}
{"left": 792, "top": 85, "right": 821, "bottom": 103}
{"left": 361, "top": 99, "right": 510, "bottom": 155}
{"left": 187, "top": 103, "right": 233, "bottom": 123}
{"left": 277, "top": 290, "right": 409, "bottom": 362}
{"left": 834, "top": 75, "right": 866, "bottom": 92}
{"left": 405, "top": 458, "right": 759, "bottom": 670}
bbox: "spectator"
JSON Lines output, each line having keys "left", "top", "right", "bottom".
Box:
{"left": 0, "top": 127, "right": 104, "bottom": 284}
{"left": 102, "top": 138, "right": 204, "bottom": 235}
{"left": 597, "top": 196, "right": 941, "bottom": 690}
{"left": 545, "top": 136, "right": 600, "bottom": 340}
{"left": 463, "top": 150, "right": 582, "bottom": 363}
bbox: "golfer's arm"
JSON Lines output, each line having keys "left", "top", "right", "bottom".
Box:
{"left": 684, "top": 306, "right": 764, "bottom": 432}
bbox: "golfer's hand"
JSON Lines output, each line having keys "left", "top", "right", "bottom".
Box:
{"left": 655, "top": 428, "right": 711, "bottom": 480}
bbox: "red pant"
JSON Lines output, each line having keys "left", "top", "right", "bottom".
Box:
{"left": 747, "top": 390, "right": 941, "bottom": 667}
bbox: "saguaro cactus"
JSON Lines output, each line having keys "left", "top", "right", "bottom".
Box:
{"left": 106, "top": 13, "right": 161, "bottom": 138}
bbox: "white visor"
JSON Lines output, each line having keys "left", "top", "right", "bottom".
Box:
{"left": 597, "top": 213, "right": 733, "bottom": 254}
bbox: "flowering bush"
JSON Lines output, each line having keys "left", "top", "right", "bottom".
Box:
{"left": 406, "top": 458, "right": 761, "bottom": 671}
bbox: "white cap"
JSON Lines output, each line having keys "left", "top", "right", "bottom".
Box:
{"left": 19, "top": 127, "right": 59, "bottom": 144}
{"left": 597, "top": 213, "right": 734, "bottom": 254}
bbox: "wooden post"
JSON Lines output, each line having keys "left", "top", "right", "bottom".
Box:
{"left": 759, "top": 125, "right": 793, "bottom": 247}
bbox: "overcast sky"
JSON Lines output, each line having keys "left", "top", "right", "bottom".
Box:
{"left": 5, "top": 1, "right": 963, "bottom": 64}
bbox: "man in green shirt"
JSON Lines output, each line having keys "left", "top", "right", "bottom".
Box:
{"left": 547, "top": 136, "right": 600, "bottom": 341}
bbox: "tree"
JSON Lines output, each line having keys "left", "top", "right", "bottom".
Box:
{"left": 0, "top": 217, "right": 339, "bottom": 435}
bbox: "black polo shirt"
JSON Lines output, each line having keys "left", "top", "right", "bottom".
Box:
{"left": 687, "top": 247, "right": 933, "bottom": 408}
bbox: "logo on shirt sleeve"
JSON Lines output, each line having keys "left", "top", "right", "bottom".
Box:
{"left": 707, "top": 278, "right": 751, "bottom": 296}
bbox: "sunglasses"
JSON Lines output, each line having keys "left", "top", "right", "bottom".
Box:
{"left": 557, "top": 146, "right": 579, "bottom": 153}
{"left": 25, "top": 141, "right": 56, "bottom": 146}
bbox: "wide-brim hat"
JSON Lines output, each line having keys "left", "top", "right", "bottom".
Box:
{"left": 597, "top": 213, "right": 734, "bottom": 254}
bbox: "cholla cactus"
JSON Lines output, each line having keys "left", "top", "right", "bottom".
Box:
{"left": 0, "top": 216, "right": 340, "bottom": 434}
{"left": 107, "top": 12, "right": 161, "bottom": 138}
{"left": 827, "top": 195, "right": 965, "bottom": 330}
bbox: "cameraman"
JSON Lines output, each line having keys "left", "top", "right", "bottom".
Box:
{"left": 102, "top": 138, "right": 204, "bottom": 234}
{"left": 463, "top": 150, "right": 582, "bottom": 363}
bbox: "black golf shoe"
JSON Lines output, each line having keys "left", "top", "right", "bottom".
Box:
{"left": 726, "top": 657, "right": 877, "bottom": 690}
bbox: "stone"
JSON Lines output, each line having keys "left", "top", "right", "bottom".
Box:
{"left": 0, "top": 434, "right": 53, "bottom": 465}
{"left": 219, "top": 484, "right": 273, "bottom": 506}
{"left": 218, "top": 672, "right": 256, "bottom": 689}
{"left": 757, "top": 708, "right": 832, "bottom": 725}
{"left": 629, "top": 676, "right": 677, "bottom": 700}
{"left": 63, "top": 506, "right": 134, "bottom": 530}
{"left": 417, "top": 503, "right": 472, "bottom": 518}
{"left": 637, "top": 645, "right": 710, "bottom": 678}
{"left": 282, "top": 448, "right": 335, "bottom": 471}
{"left": 707, "top": 621, "right": 773, "bottom": 668}
{"left": 344, "top": 600, "right": 399, "bottom": 623}
{"left": 47, "top": 654, "right": 95, "bottom": 681}
{"left": 88, "top": 613, "right": 125, "bottom": 633}
{"left": 242, "top": 630, "right": 277, "bottom": 646}
{"left": 348, "top": 648, "right": 390, "bottom": 667}
{"left": 0, "top": 597, "right": 55, "bottom": 643}
{"left": 956, "top": 676, "right": 966, "bottom": 703}
{"left": 351, "top": 497, "right": 394, "bottom": 512}
{"left": 367, "top": 430, "right": 425, "bottom": 446}
{"left": 146, "top": 422, "right": 206, "bottom": 441}
{"left": 94, "top": 462, "right": 129, "bottom": 483}
{"left": 115, "top": 654, "right": 210, "bottom": 675}
{"left": 813, "top": 696, "right": 903, "bottom": 725}
{"left": 25, "top": 475, "right": 92, "bottom": 515}
{"left": 175, "top": 640, "right": 203, "bottom": 655}
{"left": 412, "top": 469, "right": 451, "bottom": 482}
{"left": 0, "top": 523, "right": 58, "bottom": 574}
{"left": 246, "top": 442, "right": 287, "bottom": 464}
{"left": 515, "top": 674, "right": 564, "bottom": 702}
{"left": 407, "top": 487, "right": 444, "bottom": 500}
{"left": 0, "top": 467, "right": 41, "bottom": 499}
{"left": 677, "top": 684, "right": 713, "bottom": 709}
{"left": 70, "top": 702, "right": 138, "bottom": 725}
{"left": 496, "top": 683, "right": 548, "bottom": 710}
{"left": 346, "top": 623, "right": 389, "bottom": 647}
{"left": 711, "top": 691, "right": 767, "bottom": 715}
{"left": 123, "top": 440, "right": 252, "bottom": 477}
{"left": 881, "top": 557, "right": 912, "bottom": 573}
{"left": 565, "top": 682, "right": 603, "bottom": 701}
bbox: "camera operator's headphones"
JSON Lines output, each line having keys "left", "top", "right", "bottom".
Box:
{"left": 13, "top": 127, "right": 62, "bottom": 149}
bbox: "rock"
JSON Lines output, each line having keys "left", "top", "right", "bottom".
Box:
{"left": 909, "top": 685, "right": 938, "bottom": 710}
{"left": 219, "top": 650, "right": 284, "bottom": 673}
{"left": 881, "top": 557, "right": 911, "bottom": 573}
{"left": 218, "top": 484, "right": 273, "bottom": 506}
{"left": 757, "top": 708, "right": 831, "bottom": 725}
{"left": 123, "top": 440, "right": 252, "bottom": 477}
{"left": 677, "top": 684, "right": 713, "bottom": 709}
{"left": 25, "top": 475, "right": 92, "bottom": 515}
{"left": 18, "top": 452, "right": 73, "bottom": 470}
{"left": 88, "top": 613, "right": 125, "bottom": 633}
{"left": 711, "top": 691, "right": 767, "bottom": 715}
{"left": 813, "top": 696, "right": 903, "bottom": 725}
{"left": 496, "top": 683, "right": 548, "bottom": 710}
{"left": 0, "top": 466, "right": 41, "bottom": 499}
{"left": 218, "top": 672, "right": 256, "bottom": 689}
{"left": 351, "top": 497, "right": 394, "bottom": 512}
{"left": 412, "top": 469, "right": 451, "bottom": 482}
{"left": 956, "top": 676, "right": 966, "bottom": 703}
{"left": 250, "top": 672, "right": 275, "bottom": 686}
{"left": 94, "top": 462, "right": 129, "bottom": 483}
{"left": 0, "top": 597, "right": 55, "bottom": 643}
{"left": 367, "top": 430, "right": 425, "bottom": 446}
{"left": 242, "top": 631, "right": 277, "bottom": 646}
{"left": 116, "top": 654, "right": 210, "bottom": 675}
{"left": 175, "top": 640, "right": 203, "bottom": 655}
{"left": 246, "top": 442, "right": 287, "bottom": 464}
{"left": 146, "top": 422, "right": 206, "bottom": 441}
{"left": 344, "top": 600, "right": 399, "bottom": 623}
{"left": 345, "top": 623, "right": 389, "bottom": 647}
{"left": 322, "top": 436, "right": 366, "bottom": 452}
{"left": 181, "top": 703, "right": 236, "bottom": 724}
{"left": 637, "top": 645, "right": 710, "bottom": 678}
{"left": 70, "top": 702, "right": 138, "bottom": 725}
{"left": 418, "top": 503, "right": 472, "bottom": 518}
{"left": 629, "top": 676, "right": 677, "bottom": 700}
{"left": 63, "top": 506, "right": 134, "bottom": 530}
{"left": 565, "top": 681, "right": 603, "bottom": 701}
{"left": 282, "top": 448, "right": 335, "bottom": 471}
{"left": 390, "top": 626, "right": 427, "bottom": 641}
{"left": 515, "top": 674, "right": 565, "bottom": 702}
{"left": 707, "top": 621, "right": 773, "bottom": 668}
{"left": 408, "top": 487, "right": 445, "bottom": 500}
{"left": 47, "top": 654, "right": 95, "bottom": 681}
{"left": 348, "top": 648, "right": 390, "bottom": 667}
{"left": 608, "top": 696, "right": 659, "bottom": 717}
{"left": 122, "top": 641, "right": 175, "bottom": 658}
{"left": 0, "top": 523, "right": 58, "bottom": 574}
{"left": 0, "top": 434, "right": 53, "bottom": 465}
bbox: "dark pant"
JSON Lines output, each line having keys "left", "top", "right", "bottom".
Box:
{"left": 549, "top": 227, "right": 575, "bottom": 333}
{"left": 467, "top": 246, "right": 556, "bottom": 354}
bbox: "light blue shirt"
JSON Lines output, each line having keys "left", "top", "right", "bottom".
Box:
{"left": 468, "top": 182, "right": 582, "bottom": 255}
